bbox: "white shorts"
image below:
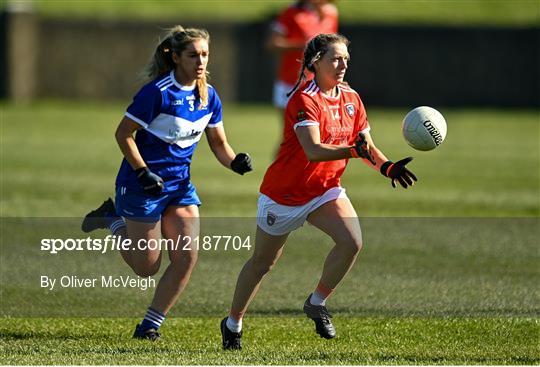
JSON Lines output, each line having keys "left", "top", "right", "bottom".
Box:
{"left": 257, "top": 187, "right": 349, "bottom": 236}
{"left": 272, "top": 80, "right": 294, "bottom": 109}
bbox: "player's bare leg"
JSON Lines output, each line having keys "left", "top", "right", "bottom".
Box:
{"left": 222, "top": 227, "right": 288, "bottom": 349}
{"left": 114, "top": 226, "right": 132, "bottom": 266}
{"left": 80, "top": 198, "right": 154, "bottom": 271}
{"left": 129, "top": 205, "right": 198, "bottom": 341}
{"left": 308, "top": 198, "right": 362, "bottom": 289}
{"left": 122, "top": 219, "right": 163, "bottom": 275}
{"left": 303, "top": 198, "right": 363, "bottom": 338}
{"left": 151, "top": 205, "right": 199, "bottom": 313}
{"left": 230, "top": 227, "right": 288, "bottom": 318}
{"left": 123, "top": 219, "right": 165, "bottom": 340}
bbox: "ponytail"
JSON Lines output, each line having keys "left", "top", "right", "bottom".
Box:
{"left": 143, "top": 25, "right": 210, "bottom": 109}
{"left": 196, "top": 78, "right": 209, "bottom": 109}
{"left": 143, "top": 26, "right": 183, "bottom": 81}
{"left": 286, "top": 65, "right": 307, "bottom": 98}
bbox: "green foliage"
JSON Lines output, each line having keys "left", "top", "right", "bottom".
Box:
{"left": 12, "top": 0, "right": 540, "bottom": 26}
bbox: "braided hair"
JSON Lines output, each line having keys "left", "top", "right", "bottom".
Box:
{"left": 144, "top": 25, "right": 210, "bottom": 109}
{"left": 286, "top": 33, "right": 350, "bottom": 97}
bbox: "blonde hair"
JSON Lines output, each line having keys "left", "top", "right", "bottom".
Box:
{"left": 144, "top": 25, "right": 210, "bottom": 108}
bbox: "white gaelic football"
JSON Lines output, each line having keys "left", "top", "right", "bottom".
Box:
{"left": 402, "top": 106, "right": 447, "bottom": 151}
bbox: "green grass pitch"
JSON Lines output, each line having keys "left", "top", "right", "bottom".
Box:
{"left": 0, "top": 102, "right": 539, "bottom": 364}
{"left": 28, "top": 0, "right": 540, "bottom": 26}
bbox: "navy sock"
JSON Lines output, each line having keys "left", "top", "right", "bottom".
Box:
{"left": 138, "top": 307, "right": 166, "bottom": 331}
{"left": 108, "top": 218, "right": 125, "bottom": 235}
{"left": 104, "top": 202, "right": 125, "bottom": 234}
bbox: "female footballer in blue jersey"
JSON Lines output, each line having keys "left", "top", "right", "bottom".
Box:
{"left": 81, "top": 25, "right": 252, "bottom": 341}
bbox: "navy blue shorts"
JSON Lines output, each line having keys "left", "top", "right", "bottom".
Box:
{"left": 115, "top": 182, "right": 201, "bottom": 223}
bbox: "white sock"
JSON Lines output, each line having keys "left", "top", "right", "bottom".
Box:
{"left": 226, "top": 316, "right": 242, "bottom": 333}
{"left": 310, "top": 291, "right": 327, "bottom": 306}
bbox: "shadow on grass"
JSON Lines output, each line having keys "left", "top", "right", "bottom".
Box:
{"left": 246, "top": 307, "right": 539, "bottom": 318}
{"left": 0, "top": 329, "right": 108, "bottom": 341}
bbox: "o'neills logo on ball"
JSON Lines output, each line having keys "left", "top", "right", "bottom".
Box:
{"left": 423, "top": 120, "right": 443, "bottom": 145}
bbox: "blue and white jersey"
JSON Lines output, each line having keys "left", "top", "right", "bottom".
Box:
{"left": 115, "top": 71, "right": 223, "bottom": 193}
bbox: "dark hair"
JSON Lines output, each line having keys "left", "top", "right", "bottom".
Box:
{"left": 144, "top": 25, "right": 211, "bottom": 108}
{"left": 286, "top": 33, "right": 350, "bottom": 97}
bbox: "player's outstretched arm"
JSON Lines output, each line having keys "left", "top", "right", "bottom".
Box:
{"left": 363, "top": 132, "right": 418, "bottom": 189}
{"left": 295, "top": 125, "right": 357, "bottom": 162}
{"left": 380, "top": 158, "right": 417, "bottom": 189}
{"left": 357, "top": 131, "right": 389, "bottom": 168}
{"left": 205, "top": 126, "right": 252, "bottom": 175}
{"left": 296, "top": 125, "right": 382, "bottom": 162}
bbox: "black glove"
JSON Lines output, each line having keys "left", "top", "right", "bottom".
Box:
{"left": 380, "top": 157, "right": 418, "bottom": 188}
{"left": 135, "top": 167, "right": 164, "bottom": 195}
{"left": 351, "top": 132, "right": 376, "bottom": 165}
{"left": 231, "top": 153, "right": 253, "bottom": 175}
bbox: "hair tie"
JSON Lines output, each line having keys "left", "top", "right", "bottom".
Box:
{"left": 158, "top": 36, "right": 172, "bottom": 54}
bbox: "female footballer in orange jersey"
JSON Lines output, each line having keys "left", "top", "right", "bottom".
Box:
{"left": 220, "top": 33, "right": 417, "bottom": 349}
{"left": 267, "top": 0, "right": 338, "bottom": 109}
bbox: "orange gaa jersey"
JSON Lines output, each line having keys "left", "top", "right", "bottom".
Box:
{"left": 260, "top": 80, "right": 370, "bottom": 206}
{"left": 272, "top": 3, "right": 338, "bottom": 86}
